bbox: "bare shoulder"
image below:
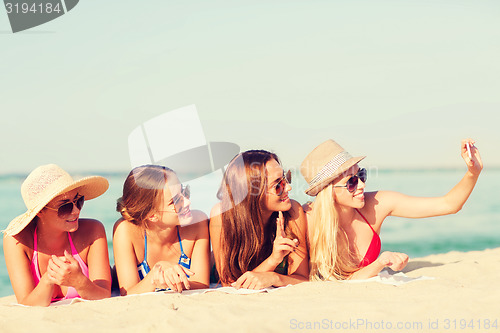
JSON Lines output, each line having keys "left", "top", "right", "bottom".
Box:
{"left": 301, "top": 201, "right": 313, "bottom": 215}
{"left": 364, "top": 190, "right": 400, "bottom": 211}
{"left": 192, "top": 209, "right": 208, "bottom": 223}
{"left": 181, "top": 210, "right": 209, "bottom": 239}
{"left": 288, "top": 199, "right": 305, "bottom": 220}
{"left": 288, "top": 200, "right": 307, "bottom": 235}
{"left": 210, "top": 202, "right": 222, "bottom": 218}
{"left": 113, "top": 218, "right": 141, "bottom": 240}
{"left": 73, "top": 219, "right": 107, "bottom": 245}
{"left": 3, "top": 227, "right": 32, "bottom": 253}
{"left": 78, "top": 218, "right": 105, "bottom": 232}
{"left": 209, "top": 203, "right": 223, "bottom": 232}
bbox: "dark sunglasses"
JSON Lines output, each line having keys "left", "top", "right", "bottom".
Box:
{"left": 333, "top": 168, "right": 367, "bottom": 193}
{"left": 45, "top": 195, "right": 85, "bottom": 218}
{"left": 270, "top": 170, "right": 292, "bottom": 196}
{"left": 172, "top": 184, "right": 190, "bottom": 213}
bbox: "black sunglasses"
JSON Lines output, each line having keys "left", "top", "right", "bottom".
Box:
{"left": 45, "top": 195, "right": 85, "bottom": 218}
{"left": 333, "top": 168, "right": 367, "bottom": 193}
{"left": 269, "top": 170, "right": 292, "bottom": 196}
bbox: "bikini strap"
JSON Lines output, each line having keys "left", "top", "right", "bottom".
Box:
{"left": 67, "top": 232, "right": 79, "bottom": 255}
{"left": 355, "top": 209, "right": 377, "bottom": 233}
{"left": 177, "top": 226, "right": 186, "bottom": 256}
{"left": 144, "top": 230, "right": 148, "bottom": 261}
{"left": 33, "top": 228, "right": 38, "bottom": 251}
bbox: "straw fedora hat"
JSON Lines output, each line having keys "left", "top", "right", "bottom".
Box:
{"left": 3, "top": 164, "right": 109, "bottom": 236}
{"left": 301, "top": 140, "right": 365, "bottom": 196}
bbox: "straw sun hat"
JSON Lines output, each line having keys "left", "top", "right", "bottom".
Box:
{"left": 301, "top": 140, "right": 365, "bottom": 196}
{"left": 3, "top": 164, "right": 109, "bottom": 236}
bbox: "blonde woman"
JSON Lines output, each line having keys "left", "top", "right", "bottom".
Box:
{"left": 301, "top": 139, "right": 482, "bottom": 280}
{"left": 113, "top": 165, "right": 210, "bottom": 294}
{"left": 3, "top": 164, "right": 111, "bottom": 306}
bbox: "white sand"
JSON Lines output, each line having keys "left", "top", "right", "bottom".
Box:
{"left": 1, "top": 248, "right": 499, "bottom": 333}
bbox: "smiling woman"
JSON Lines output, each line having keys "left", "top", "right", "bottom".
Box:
{"left": 301, "top": 139, "right": 483, "bottom": 281}
{"left": 2, "top": 164, "right": 111, "bottom": 306}
{"left": 209, "top": 150, "right": 309, "bottom": 289}
{"left": 112, "top": 165, "right": 210, "bottom": 295}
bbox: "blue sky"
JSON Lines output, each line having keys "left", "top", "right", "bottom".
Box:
{"left": 1, "top": 0, "right": 499, "bottom": 175}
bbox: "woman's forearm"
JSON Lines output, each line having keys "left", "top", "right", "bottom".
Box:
{"left": 348, "top": 261, "right": 385, "bottom": 280}
{"left": 19, "top": 274, "right": 54, "bottom": 306}
{"left": 274, "top": 272, "right": 308, "bottom": 287}
{"left": 74, "top": 275, "right": 111, "bottom": 300}
{"left": 252, "top": 256, "right": 281, "bottom": 273}
{"left": 443, "top": 171, "right": 480, "bottom": 214}
{"left": 118, "top": 273, "right": 156, "bottom": 296}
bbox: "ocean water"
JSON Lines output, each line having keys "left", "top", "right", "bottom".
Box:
{"left": 1, "top": 168, "right": 499, "bottom": 297}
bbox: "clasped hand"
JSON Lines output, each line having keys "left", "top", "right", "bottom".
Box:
{"left": 46, "top": 250, "right": 85, "bottom": 287}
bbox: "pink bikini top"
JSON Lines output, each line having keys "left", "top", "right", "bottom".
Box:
{"left": 30, "top": 228, "right": 89, "bottom": 302}
{"left": 355, "top": 209, "right": 382, "bottom": 268}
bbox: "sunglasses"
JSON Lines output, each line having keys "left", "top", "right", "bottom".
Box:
{"left": 333, "top": 168, "right": 367, "bottom": 193}
{"left": 172, "top": 184, "right": 190, "bottom": 213}
{"left": 45, "top": 195, "right": 85, "bottom": 218}
{"left": 269, "top": 170, "right": 292, "bottom": 196}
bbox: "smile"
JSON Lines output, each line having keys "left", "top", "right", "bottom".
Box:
{"left": 354, "top": 191, "right": 364, "bottom": 199}
{"left": 178, "top": 208, "right": 192, "bottom": 218}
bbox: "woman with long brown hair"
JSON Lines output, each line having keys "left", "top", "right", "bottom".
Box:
{"left": 210, "top": 150, "right": 308, "bottom": 289}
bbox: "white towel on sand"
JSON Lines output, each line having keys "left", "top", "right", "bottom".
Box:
{"left": 343, "top": 270, "right": 434, "bottom": 286}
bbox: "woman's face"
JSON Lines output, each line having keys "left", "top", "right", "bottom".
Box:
{"left": 158, "top": 173, "right": 193, "bottom": 227}
{"left": 262, "top": 158, "right": 292, "bottom": 213}
{"left": 332, "top": 164, "right": 366, "bottom": 208}
{"left": 37, "top": 188, "right": 82, "bottom": 232}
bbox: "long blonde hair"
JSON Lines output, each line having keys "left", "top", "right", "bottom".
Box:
{"left": 308, "top": 183, "right": 358, "bottom": 280}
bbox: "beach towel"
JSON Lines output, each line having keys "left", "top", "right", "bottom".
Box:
{"left": 342, "top": 270, "right": 434, "bottom": 286}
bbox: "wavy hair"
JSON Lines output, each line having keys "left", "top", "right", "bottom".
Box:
{"left": 116, "top": 165, "right": 174, "bottom": 228}
{"left": 216, "top": 150, "right": 297, "bottom": 284}
{"left": 308, "top": 183, "right": 359, "bottom": 280}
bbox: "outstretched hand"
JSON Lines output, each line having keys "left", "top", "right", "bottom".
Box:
{"left": 377, "top": 251, "right": 409, "bottom": 271}
{"left": 270, "top": 212, "right": 298, "bottom": 266}
{"left": 231, "top": 271, "right": 278, "bottom": 290}
{"left": 461, "top": 139, "right": 483, "bottom": 176}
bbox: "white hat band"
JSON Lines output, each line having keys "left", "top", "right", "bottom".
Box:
{"left": 308, "top": 151, "right": 352, "bottom": 187}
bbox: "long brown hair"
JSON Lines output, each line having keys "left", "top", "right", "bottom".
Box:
{"left": 116, "top": 165, "right": 174, "bottom": 228}
{"left": 217, "top": 150, "right": 297, "bottom": 284}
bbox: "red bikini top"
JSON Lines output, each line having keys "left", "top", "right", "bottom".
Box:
{"left": 355, "top": 209, "right": 381, "bottom": 267}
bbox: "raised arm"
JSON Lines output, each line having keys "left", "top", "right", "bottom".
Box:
{"left": 376, "top": 139, "right": 482, "bottom": 219}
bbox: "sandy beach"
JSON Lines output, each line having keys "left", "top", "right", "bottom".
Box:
{"left": 1, "top": 247, "right": 498, "bottom": 333}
